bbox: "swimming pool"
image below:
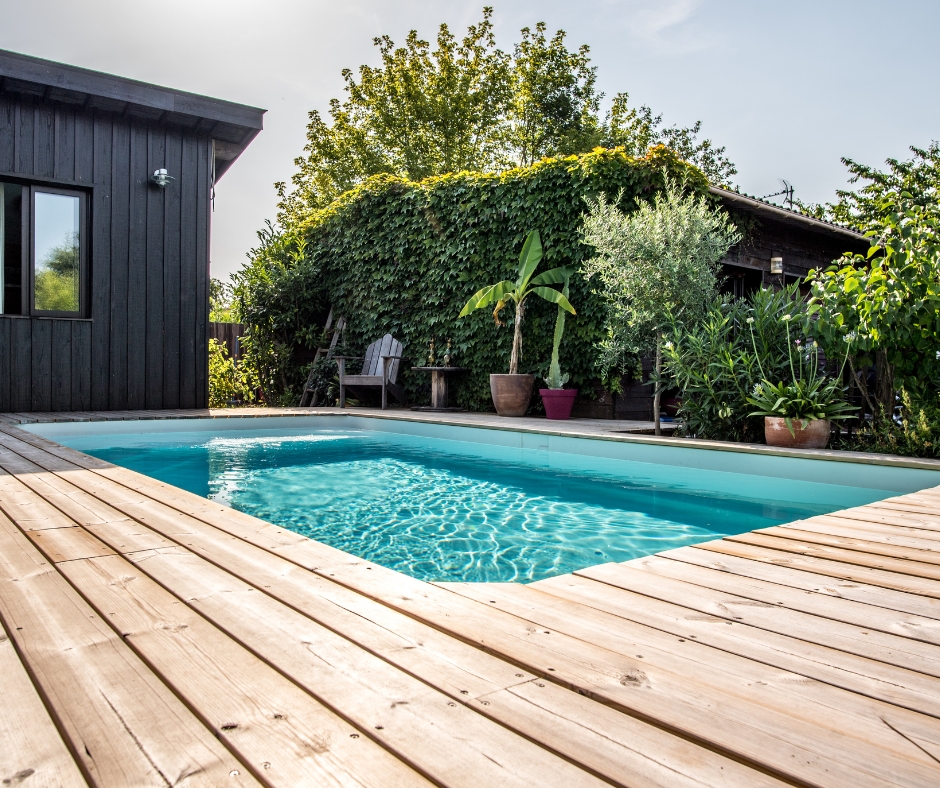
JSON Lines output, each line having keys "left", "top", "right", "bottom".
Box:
{"left": 27, "top": 415, "right": 940, "bottom": 583}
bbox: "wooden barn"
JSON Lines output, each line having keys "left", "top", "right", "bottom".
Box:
{"left": 0, "top": 49, "right": 264, "bottom": 412}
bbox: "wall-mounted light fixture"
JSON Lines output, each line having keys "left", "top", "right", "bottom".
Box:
{"left": 770, "top": 256, "right": 784, "bottom": 275}
{"left": 149, "top": 168, "right": 175, "bottom": 188}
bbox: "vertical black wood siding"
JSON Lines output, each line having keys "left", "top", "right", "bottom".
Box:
{"left": 0, "top": 94, "right": 211, "bottom": 411}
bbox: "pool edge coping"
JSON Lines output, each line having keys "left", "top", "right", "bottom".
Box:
{"left": 6, "top": 406, "right": 940, "bottom": 473}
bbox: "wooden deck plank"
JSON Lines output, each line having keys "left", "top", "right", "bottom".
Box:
{"left": 0, "top": 617, "right": 89, "bottom": 788}
{"left": 697, "top": 537, "right": 940, "bottom": 598}
{"left": 0, "top": 511, "right": 261, "bottom": 787}
{"left": 117, "top": 547, "right": 608, "bottom": 788}
{"left": 0, "top": 443, "right": 792, "bottom": 788}
{"left": 522, "top": 568, "right": 940, "bottom": 715}
{"left": 658, "top": 543, "right": 940, "bottom": 626}
{"left": 4, "top": 431, "right": 939, "bottom": 786}
{"left": 584, "top": 558, "right": 940, "bottom": 675}
{"left": 301, "top": 567, "right": 940, "bottom": 787}
{"left": 768, "top": 520, "right": 940, "bottom": 568}
{"left": 640, "top": 554, "right": 940, "bottom": 644}
{"left": 833, "top": 507, "right": 940, "bottom": 533}
{"left": 55, "top": 554, "right": 437, "bottom": 788}
{"left": 430, "top": 579, "right": 940, "bottom": 787}
{"left": 795, "top": 515, "right": 940, "bottom": 548}
{"left": 726, "top": 531, "right": 940, "bottom": 581}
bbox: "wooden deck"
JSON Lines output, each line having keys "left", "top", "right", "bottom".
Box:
{"left": 2, "top": 413, "right": 940, "bottom": 787}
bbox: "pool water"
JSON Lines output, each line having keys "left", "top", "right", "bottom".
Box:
{"left": 68, "top": 426, "right": 899, "bottom": 583}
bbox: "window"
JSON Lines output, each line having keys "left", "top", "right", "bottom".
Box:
{"left": 0, "top": 180, "right": 87, "bottom": 317}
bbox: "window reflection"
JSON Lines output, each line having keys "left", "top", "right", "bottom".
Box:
{"left": 34, "top": 192, "right": 80, "bottom": 313}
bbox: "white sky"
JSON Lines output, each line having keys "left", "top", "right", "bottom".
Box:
{"left": 1, "top": 0, "right": 937, "bottom": 281}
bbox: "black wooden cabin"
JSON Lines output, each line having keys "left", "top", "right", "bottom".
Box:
{"left": 579, "top": 188, "right": 871, "bottom": 420}
{"left": 0, "top": 49, "right": 264, "bottom": 412}
{"left": 711, "top": 186, "right": 870, "bottom": 296}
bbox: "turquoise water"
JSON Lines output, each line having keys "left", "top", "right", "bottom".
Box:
{"left": 68, "top": 427, "right": 898, "bottom": 582}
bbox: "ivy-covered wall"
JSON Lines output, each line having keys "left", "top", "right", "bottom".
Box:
{"left": 240, "top": 146, "right": 707, "bottom": 410}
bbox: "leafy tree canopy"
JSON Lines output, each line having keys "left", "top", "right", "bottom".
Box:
{"left": 808, "top": 193, "right": 940, "bottom": 410}
{"left": 276, "top": 7, "right": 735, "bottom": 224}
{"left": 800, "top": 142, "right": 940, "bottom": 232}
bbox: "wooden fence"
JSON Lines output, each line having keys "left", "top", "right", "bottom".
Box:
{"left": 209, "top": 322, "right": 244, "bottom": 360}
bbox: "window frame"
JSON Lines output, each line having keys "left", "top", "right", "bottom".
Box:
{"left": 27, "top": 184, "right": 89, "bottom": 319}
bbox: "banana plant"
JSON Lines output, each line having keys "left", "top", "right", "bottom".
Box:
{"left": 459, "top": 230, "right": 575, "bottom": 374}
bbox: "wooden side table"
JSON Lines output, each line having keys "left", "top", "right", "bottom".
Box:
{"left": 410, "top": 367, "right": 467, "bottom": 411}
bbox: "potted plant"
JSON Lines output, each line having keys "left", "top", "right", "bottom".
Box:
{"left": 459, "top": 230, "right": 575, "bottom": 416}
{"left": 747, "top": 378, "right": 856, "bottom": 448}
{"left": 540, "top": 278, "right": 578, "bottom": 420}
{"left": 746, "top": 316, "right": 855, "bottom": 448}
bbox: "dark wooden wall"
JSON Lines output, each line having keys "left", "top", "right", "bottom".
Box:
{"left": 0, "top": 94, "right": 212, "bottom": 412}
{"left": 720, "top": 213, "right": 869, "bottom": 285}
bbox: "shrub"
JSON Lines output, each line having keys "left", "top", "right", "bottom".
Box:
{"left": 837, "top": 389, "right": 940, "bottom": 458}
{"left": 663, "top": 285, "right": 808, "bottom": 442}
{"left": 234, "top": 146, "right": 707, "bottom": 408}
{"left": 208, "top": 339, "right": 258, "bottom": 408}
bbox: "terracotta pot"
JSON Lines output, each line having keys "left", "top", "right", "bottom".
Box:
{"left": 490, "top": 374, "right": 534, "bottom": 417}
{"left": 540, "top": 388, "right": 578, "bottom": 420}
{"left": 764, "top": 417, "right": 831, "bottom": 449}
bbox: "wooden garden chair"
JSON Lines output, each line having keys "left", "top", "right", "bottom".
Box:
{"left": 336, "top": 333, "right": 407, "bottom": 409}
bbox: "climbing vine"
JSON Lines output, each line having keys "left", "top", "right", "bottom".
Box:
{"left": 234, "top": 146, "right": 708, "bottom": 409}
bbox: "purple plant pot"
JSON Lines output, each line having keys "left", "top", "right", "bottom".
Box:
{"left": 540, "top": 388, "right": 578, "bottom": 420}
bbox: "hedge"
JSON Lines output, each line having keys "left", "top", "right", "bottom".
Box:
{"left": 237, "top": 146, "right": 708, "bottom": 410}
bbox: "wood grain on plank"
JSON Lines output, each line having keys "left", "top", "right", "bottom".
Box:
{"left": 696, "top": 538, "right": 940, "bottom": 600}
{"left": 0, "top": 618, "right": 88, "bottom": 788}
{"left": 120, "top": 547, "right": 607, "bottom": 788}
{"left": 523, "top": 570, "right": 940, "bottom": 717}
{"left": 428, "top": 578, "right": 940, "bottom": 787}
{"left": 726, "top": 531, "right": 940, "bottom": 582}
{"left": 591, "top": 558, "right": 940, "bottom": 674}
{"left": 310, "top": 565, "right": 940, "bottom": 787}
{"left": 0, "top": 512, "right": 258, "bottom": 787}
{"left": 57, "top": 554, "right": 434, "bottom": 788}
{"left": 668, "top": 544, "right": 940, "bottom": 620}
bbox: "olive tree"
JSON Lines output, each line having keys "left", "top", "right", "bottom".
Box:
{"left": 581, "top": 183, "right": 740, "bottom": 433}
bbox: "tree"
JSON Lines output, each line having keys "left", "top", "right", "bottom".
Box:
{"left": 276, "top": 9, "right": 737, "bottom": 225}
{"left": 581, "top": 182, "right": 740, "bottom": 433}
{"left": 276, "top": 8, "right": 511, "bottom": 223}
{"left": 601, "top": 93, "right": 737, "bottom": 185}
{"left": 34, "top": 234, "right": 79, "bottom": 312}
{"left": 507, "top": 23, "right": 600, "bottom": 166}
{"left": 209, "top": 278, "right": 235, "bottom": 323}
{"left": 808, "top": 193, "right": 940, "bottom": 417}
{"left": 799, "top": 142, "right": 940, "bottom": 232}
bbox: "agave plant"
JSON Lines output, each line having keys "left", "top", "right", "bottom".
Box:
{"left": 746, "top": 311, "right": 855, "bottom": 437}
{"left": 459, "top": 230, "right": 575, "bottom": 374}
{"left": 747, "top": 378, "right": 857, "bottom": 436}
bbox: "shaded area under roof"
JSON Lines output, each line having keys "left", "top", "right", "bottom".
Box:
{"left": 0, "top": 48, "right": 265, "bottom": 179}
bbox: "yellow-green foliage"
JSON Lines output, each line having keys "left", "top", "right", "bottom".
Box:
{"left": 236, "top": 146, "right": 708, "bottom": 409}
{"left": 208, "top": 339, "right": 257, "bottom": 408}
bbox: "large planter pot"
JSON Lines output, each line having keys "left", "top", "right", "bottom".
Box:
{"left": 490, "top": 374, "right": 534, "bottom": 417}
{"left": 764, "top": 417, "right": 831, "bottom": 449}
{"left": 540, "top": 388, "right": 578, "bottom": 420}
